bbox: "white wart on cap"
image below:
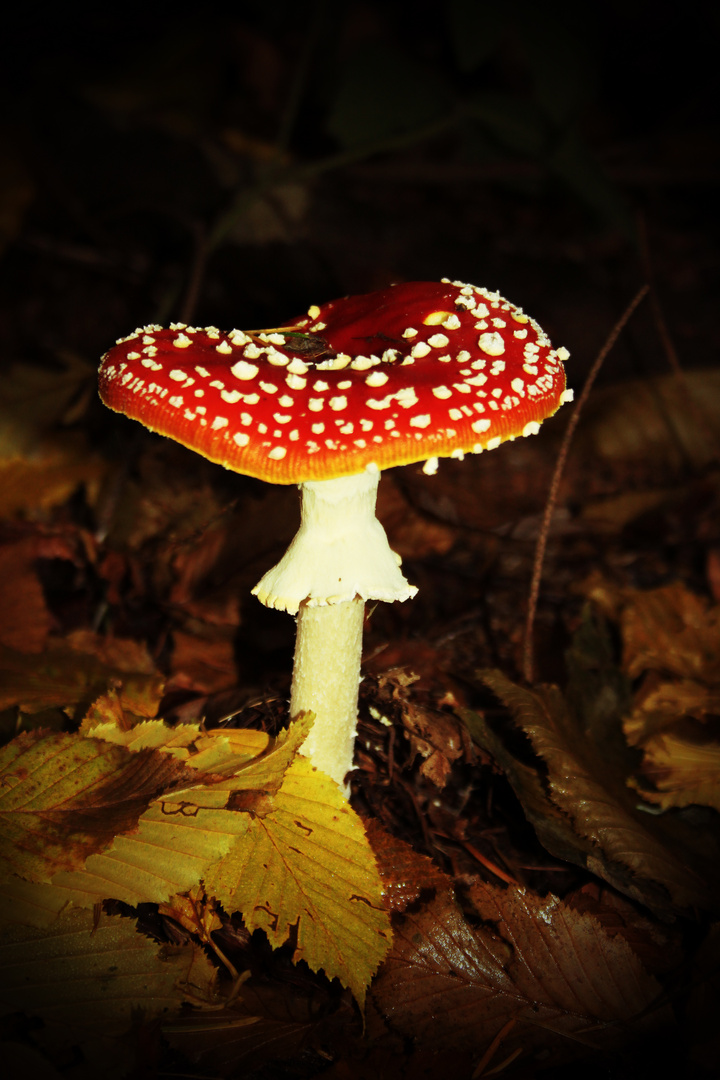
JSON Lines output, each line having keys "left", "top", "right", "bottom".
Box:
{"left": 98, "top": 280, "right": 571, "bottom": 484}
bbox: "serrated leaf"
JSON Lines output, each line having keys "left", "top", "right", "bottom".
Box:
{"left": 43, "top": 718, "right": 311, "bottom": 908}
{"left": 204, "top": 756, "right": 391, "bottom": 1007}
{"left": 0, "top": 907, "right": 217, "bottom": 1033}
{"left": 373, "top": 874, "right": 667, "bottom": 1062}
{"left": 479, "top": 670, "right": 715, "bottom": 913}
{"left": 0, "top": 729, "right": 194, "bottom": 884}
{"left": 189, "top": 713, "right": 313, "bottom": 792}
{"left": 48, "top": 783, "right": 252, "bottom": 908}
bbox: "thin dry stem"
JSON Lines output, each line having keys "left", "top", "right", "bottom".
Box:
{"left": 522, "top": 284, "right": 650, "bottom": 684}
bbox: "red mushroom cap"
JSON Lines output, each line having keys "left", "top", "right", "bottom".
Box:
{"left": 98, "top": 280, "right": 570, "bottom": 484}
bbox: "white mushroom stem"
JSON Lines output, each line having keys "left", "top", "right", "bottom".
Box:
{"left": 290, "top": 597, "right": 365, "bottom": 793}
{"left": 252, "top": 468, "right": 417, "bottom": 794}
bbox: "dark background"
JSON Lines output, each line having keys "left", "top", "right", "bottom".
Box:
{"left": 1, "top": 0, "right": 718, "bottom": 385}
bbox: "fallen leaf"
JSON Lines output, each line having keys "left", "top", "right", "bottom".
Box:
{"left": 585, "top": 582, "right": 720, "bottom": 816}
{"left": 46, "top": 717, "right": 312, "bottom": 909}
{"left": 620, "top": 584, "right": 720, "bottom": 682}
{"left": 0, "top": 729, "right": 195, "bottom": 884}
{"left": 0, "top": 907, "right": 218, "bottom": 1042}
{"left": 204, "top": 755, "right": 392, "bottom": 1007}
{"left": 0, "top": 636, "right": 164, "bottom": 716}
{"left": 629, "top": 728, "right": 720, "bottom": 812}
{"left": 0, "top": 539, "right": 54, "bottom": 652}
{"left": 170, "top": 628, "right": 238, "bottom": 694}
{"left": 473, "top": 670, "right": 716, "bottom": 913}
{"left": 165, "top": 981, "right": 333, "bottom": 1078}
{"left": 158, "top": 884, "right": 223, "bottom": 941}
{"left": 373, "top": 867, "right": 667, "bottom": 1065}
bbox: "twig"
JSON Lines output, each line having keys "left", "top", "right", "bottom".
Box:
{"left": 472, "top": 1019, "right": 517, "bottom": 1078}
{"left": 522, "top": 284, "right": 650, "bottom": 684}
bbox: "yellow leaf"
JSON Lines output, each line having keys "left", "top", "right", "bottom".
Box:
{"left": 0, "top": 874, "right": 69, "bottom": 928}
{"left": 204, "top": 755, "right": 392, "bottom": 1007}
{"left": 48, "top": 786, "right": 251, "bottom": 908}
{"left": 0, "top": 730, "right": 194, "bottom": 884}
{"left": 44, "top": 717, "right": 313, "bottom": 908}
{"left": 82, "top": 689, "right": 201, "bottom": 759}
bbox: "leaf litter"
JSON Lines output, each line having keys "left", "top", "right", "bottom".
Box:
{"left": 0, "top": 149, "right": 719, "bottom": 1078}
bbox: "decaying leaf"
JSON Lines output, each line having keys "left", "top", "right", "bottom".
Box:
{"left": 372, "top": 837, "right": 668, "bottom": 1068}
{"left": 164, "top": 981, "right": 335, "bottom": 1078}
{"left": 0, "top": 539, "right": 54, "bottom": 653}
{"left": 159, "top": 884, "right": 224, "bottom": 942}
{"left": 628, "top": 728, "right": 720, "bottom": 813}
{"left": 587, "top": 580, "right": 720, "bottom": 814}
{"left": 204, "top": 756, "right": 392, "bottom": 1007}
{"left": 471, "top": 670, "right": 715, "bottom": 913}
{"left": 0, "top": 907, "right": 218, "bottom": 1048}
{"left": 619, "top": 583, "right": 720, "bottom": 683}
{"left": 0, "top": 633, "right": 164, "bottom": 715}
{"left": 0, "top": 729, "right": 194, "bottom": 884}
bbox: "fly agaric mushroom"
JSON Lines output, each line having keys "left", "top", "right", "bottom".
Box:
{"left": 98, "top": 280, "right": 571, "bottom": 792}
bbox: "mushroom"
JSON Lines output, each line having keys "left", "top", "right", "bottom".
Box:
{"left": 98, "top": 280, "right": 571, "bottom": 793}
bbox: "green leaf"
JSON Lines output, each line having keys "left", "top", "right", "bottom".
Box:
{"left": 204, "top": 756, "right": 392, "bottom": 1007}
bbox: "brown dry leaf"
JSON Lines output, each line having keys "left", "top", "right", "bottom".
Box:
{"left": 373, "top": 869, "right": 666, "bottom": 1065}
{"left": 587, "top": 582, "right": 720, "bottom": 814}
{"left": 402, "top": 701, "right": 466, "bottom": 788}
{"left": 165, "top": 981, "right": 333, "bottom": 1078}
{"left": 564, "top": 883, "right": 684, "bottom": 976}
{"left": 0, "top": 355, "right": 104, "bottom": 518}
{"left": 0, "top": 539, "right": 54, "bottom": 652}
{"left": 0, "top": 632, "right": 164, "bottom": 715}
{"left": 376, "top": 474, "right": 455, "bottom": 560}
{"left": 0, "top": 439, "right": 106, "bottom": 518}
{"left": 170, "top": 628, "right": 238, "bottom": 694}
{"left": 0, "top": 729, "right": 195, "bottom": 885}
{"left": 0, "top": 907, "right": 218, "bottom": 1039}
{"left": 575, "top": 369, "right": 720, "bottom": 477}
{"left": 364, "top": 817, "right": 453, "bottom": 913}
{"left": 477, "top": 671, "right": 714, "bottom": 913}
{"left": 629, "top": 728, "right": 720, "bottom": 812}
{"left": 159, "top": 884, "right": 223, "bottom": 941}
{"left": 620, "top": 584, "right": 720, "bottom": 682}
{"left": 624, "top": 677, "right": 720, "bottom": 745}
{"left": 204, "top": 755, "right": 392, "bottom": 1007}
